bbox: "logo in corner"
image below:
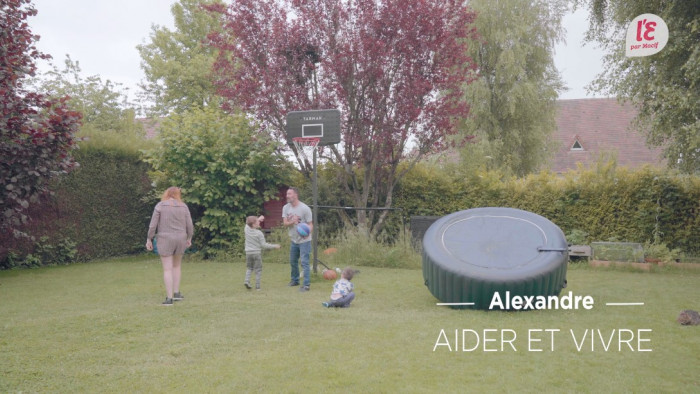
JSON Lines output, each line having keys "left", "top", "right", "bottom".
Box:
{"left": 626, "top": 14, "right": 668, "bottom": 57}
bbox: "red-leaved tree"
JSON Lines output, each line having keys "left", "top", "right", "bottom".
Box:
{"left": 0, "top": 0, "right": 81, "bottom": 236}
{"left": 208, "top": 0, "right": 476, "bottom": 234}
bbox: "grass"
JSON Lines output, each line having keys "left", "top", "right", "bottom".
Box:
{"left": 1, "top": 256, "right": 698, "bottom": 392}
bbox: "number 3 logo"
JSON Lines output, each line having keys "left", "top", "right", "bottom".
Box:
{"left": 626, "top": 14, "right": 668, "bottom": 57}
{"left": 636, "top": 19, "right": 656, "bottom": 42}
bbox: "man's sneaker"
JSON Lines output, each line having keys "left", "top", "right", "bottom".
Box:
{"left": 244, "top": 282, "right": 252, "bottom": 290}
{"left": 288, "top": 281, "right": 299, "bottom": 287}
{"left": 299, "top": 286, "right": 310, "bottom": 292}
{"left": 162, "top": 297, "right": 173, "bottom": 306}
{"left": 173, "top": 292, "right": 184, "bottom": 301}
{"left": 322, "top": 302, "right": 330, "bottom": 307}
{"left": 256, "top": 285, "right": 261, "bottom": 290}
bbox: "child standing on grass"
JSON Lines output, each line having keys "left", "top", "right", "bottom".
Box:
{"left": 322, "top": 267, "right": 355, "bottom": 308}
{"left": 244, "top": 215, "right": 280, "bottom": 290}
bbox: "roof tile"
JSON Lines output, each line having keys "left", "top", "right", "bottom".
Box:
{"left": 550, "top": 98, "right": 665, "bottom": 173}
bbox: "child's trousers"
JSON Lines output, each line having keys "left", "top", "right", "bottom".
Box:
{"left": 328, "top": 291, "right": 355, "bottom": 307}
{"left": 245, "top": 253, "right": 263, "bottom": 287}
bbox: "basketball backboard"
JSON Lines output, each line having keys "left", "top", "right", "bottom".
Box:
{"left": 285, "top": 109, "right": 341, "bottom": 146}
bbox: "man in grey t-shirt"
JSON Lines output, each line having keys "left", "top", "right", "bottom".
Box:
{"left": 282, "top": 187, "right": 313, "bottom": 291}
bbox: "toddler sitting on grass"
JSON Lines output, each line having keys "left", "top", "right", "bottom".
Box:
{"left": 322, "top": 267, "right": 355, "bottom": 308}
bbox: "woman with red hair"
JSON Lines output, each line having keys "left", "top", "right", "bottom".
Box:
{"left": 146, "top": 187, "right": 194, "bottom": 305}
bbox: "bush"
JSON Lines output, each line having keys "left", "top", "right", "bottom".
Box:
{"left": 0, "top": 129, "right": 155, "bottom": 267}
{"left": 144, "top": 108, "right": 292, "bottom": 252}
{"left": 0, "top": 251, "right": 22, "bottom": 270}
{"left": 643, "top": 241, "right": 683, "bottom": 263}
{"left": 17, "top": 236, "right": 78, "bottom": 267}
{"left": 565, "top": 229, "right": 589, "bottom": 245}
{"left": 321, "top": 227, "right": 420, "bottom": 270}
{"left": 392, "top": 162, "right": 700, "bottom": 256}
{"left": 52, "top": 146, "right": 154, "bottom": 259}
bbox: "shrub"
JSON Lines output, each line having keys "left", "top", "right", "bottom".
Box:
{"left": 0, "top": 251, "right": 22, "bottom": 270}
{"left": 0, "top": 129, "right": 155, "bottom": 267}
{"left": 643, "top": 241, "right": 683, "bottom": 263}
{"left": 144, "top": 108, "right": 293, "bottom": 252}
{"left": 53, "top": 146, "right": 154, "bottom": 259}
{"left": 392, "top": 162, "right": 700, "bottom": 256}
{"left": 30, "top": 236, "right": 77, "bottom": 265}
{"left": 565, "top": 229, "right": 589, "bottom": 245}
{"left": 20, "top": 254, "right": 42, "bottom": 269}
{"left": 321, "top": 227, "right": 420, "bottom": 270}
{"left": 0, "top": 1, "right": 81, "bottom": 236}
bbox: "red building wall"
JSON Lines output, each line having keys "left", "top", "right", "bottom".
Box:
{"left": 261, "top": 187, "right": 288, "bottom": 230}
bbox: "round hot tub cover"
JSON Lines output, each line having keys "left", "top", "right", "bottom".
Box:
{"left": 422, "top": 207, "right": 568, "bottom": 309}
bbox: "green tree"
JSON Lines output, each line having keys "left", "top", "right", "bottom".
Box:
{"left": 137, "top": 0, "right": 223, "bottom": 115}
{"left": 34, "top": 55, "right": 141, "bottom": 134}
{"left": 458, "top": 0, "right": 567, "bottom": 176}
{"left": 144, "top": 107, "right": 291, "bottom": 250}
{"left": 577, "top": 0, "right": 699, "bottom": 173}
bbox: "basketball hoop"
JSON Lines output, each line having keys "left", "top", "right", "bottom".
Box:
{"left": 292, "top": 137, "right": 320, "bottom": 168}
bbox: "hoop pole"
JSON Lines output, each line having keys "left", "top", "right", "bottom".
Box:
{"left": 312, "top": 146, "right": 319, "bottom": 273}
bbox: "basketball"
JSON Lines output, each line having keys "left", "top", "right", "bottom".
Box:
{"left": 322, "top": 269, "right": 337, "bottom": 280}
{"left": 297, "top": 222, "right": 311, "bottom": 237}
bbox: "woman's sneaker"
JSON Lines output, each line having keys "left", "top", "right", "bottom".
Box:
{"left": 162, "top": 297, "right": 174, "bottom": 306}
{"left": 173, "top": 292, "right": 184, "bottom": 301}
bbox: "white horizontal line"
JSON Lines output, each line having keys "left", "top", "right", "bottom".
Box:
{"left": 437, "top": 303, "right": 475, "bottom": 306}
{"left": 605, "top": 302, "right": 645, "bottom": 306}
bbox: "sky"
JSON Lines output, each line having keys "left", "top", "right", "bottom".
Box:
{"left": 28, "top": 0, "right": 605, "bottom": 103}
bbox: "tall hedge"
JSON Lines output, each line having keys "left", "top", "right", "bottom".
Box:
{"left": 0, "top": 141, "right": 154, "bottom": 267}
{"left": 52, "top": 147, "right": 154, "bottom": 259}
{"left": 394, "top": 163, "right": 700, "bottom": 255}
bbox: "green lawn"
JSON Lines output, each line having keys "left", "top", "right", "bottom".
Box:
{"left": 1, "top": 256, "right": 698, "bottom": 392}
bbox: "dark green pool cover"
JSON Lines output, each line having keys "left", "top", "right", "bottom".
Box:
{"left": 422, "top": 207, "right": 568, "bottom": 310}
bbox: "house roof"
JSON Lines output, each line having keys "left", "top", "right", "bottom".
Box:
{"left": 136, "top": 117, "right": 162, "bottom": 140}
{"left": 136, "top": 98, "right": 667, "bottom": 173}
{"left": 550, "top": 98, "right": 665, "bottom": 173}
